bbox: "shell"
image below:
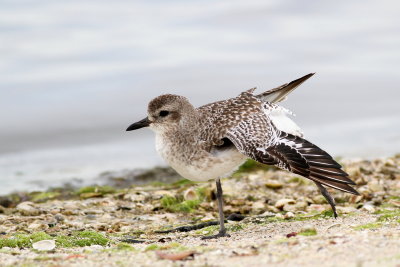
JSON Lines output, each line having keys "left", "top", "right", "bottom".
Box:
{"left": 32, "top": 240, "right": 56, "bottom": 251}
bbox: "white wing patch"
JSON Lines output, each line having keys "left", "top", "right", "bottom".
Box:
{"left": 264, "top": 103, "right": 304, "bottom": 138}
{"left": 256, "top": 147, "right": 266, "bottom": 153}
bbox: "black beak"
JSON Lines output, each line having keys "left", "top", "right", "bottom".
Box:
{"left": 126, "top": 117, "right": 151, "bottom": 131}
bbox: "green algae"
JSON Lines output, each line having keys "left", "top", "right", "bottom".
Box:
{"left": 353, "top": 209, "right": 400, "bottom": 230}
{"left": 56, "top": 231, "right": 109, "bottom": 247}
{"left": 298, "top": 229, "right": 317, "bottom": 236}
{"left": 194, "top": 225, "right": 219, "bottom": 236}
{"left": 172, "top": 179, "right": 196, "bottom": 187}
{"left": 0, "top": 231, "right": 109, "bottom": 249}
{"left": 274, "top": 237, "right": 291, "bottom": 244}
{"left": 227, "top": 223, "right": 245, "bottom": 233}
{"left": 0, "top": 232, "right": 52, "bottom": 249}
{"left": 146, "top": 179, "right": 197, "bottom": 190}
{"left": 194, "top": 223, "right": 244, "bottom": 236}
{"left": 30, "top": 192, "right": 61, "bottom": 203}
{"left": 115, "top": 242, "right": 137, "bottom": 251}
{"left": 195, "top": 187, "right": 208, "bottom": 200}
{"left": 235, "top": 159, "right": 272, "bottom": 174}
{"left": 375, "top": 209, "right": 400, "bottom": 222}
{"left": 353, "top": 222, "right": 382, "bottom": 230}
{"left": 159, "top": 195, "right": 194, "bottom": 212}
{"left": 76, "top": 186, "right": 116, "bottom": 198}
{"left": 144, "top": 244, "right": 160, "bottom": 251}
{"left": 160, "top": 187, "right": 207, "bottom": 213}
{"left": 257, "top": 210, "right": 337, "bottom": 225}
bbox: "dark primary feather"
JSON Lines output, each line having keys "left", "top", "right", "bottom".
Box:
{"left": 257, "top": 73, "right": 315, "bottom": 103}
{"left": 229, "top": 129, "right": 359, "bottom": 195}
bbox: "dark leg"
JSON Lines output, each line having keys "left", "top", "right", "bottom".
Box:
{"left": 201, "top": 178, "right": 230, "bottom": 239}
{"left": 315, "top": 182, "right": 338, "bottom": 218}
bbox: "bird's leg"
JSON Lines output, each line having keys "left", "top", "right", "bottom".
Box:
{"left": 201, "top": 178, "right": 230, "bottom": 239}
{"left": 315, "top": 182, "right": 338, "bottom": 218}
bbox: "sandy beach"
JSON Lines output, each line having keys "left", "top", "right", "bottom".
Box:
{"left": 0, "top": 155, "right": 399, "bottom": 266}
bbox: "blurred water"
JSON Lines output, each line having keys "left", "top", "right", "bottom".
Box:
{"left": 0, "top": 135, "right": 163, "bottom": 194}
{"left": 0, "top": 0, "right": 399, "bottom": 194}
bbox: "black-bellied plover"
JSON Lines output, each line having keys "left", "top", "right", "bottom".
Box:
{"left": 127, "top": 73, "right": 359, "bottom": 239}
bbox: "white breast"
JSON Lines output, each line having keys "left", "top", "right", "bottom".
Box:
{"left": 155, "top": 134, "right": 247, "bottom": 182}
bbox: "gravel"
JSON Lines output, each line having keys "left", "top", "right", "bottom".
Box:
{"left": 0, "top": 155, "right": 399, "bottom": 267}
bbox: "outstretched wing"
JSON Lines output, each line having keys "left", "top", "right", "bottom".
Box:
{"left": 198, "top": 73, "right": 314, "bottom": 144}
{"left": 257, "top": 73, "right": 315, "bottom": 103}
{"left": 227, "top": 119, "right": 358, "bottom": 195}
{"left": 257, "top": 73, "right": 315, "bottom": 137}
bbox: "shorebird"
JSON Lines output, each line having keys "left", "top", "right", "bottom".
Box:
{"left": 126, "top": 73, "right": 359, "bottom": 239}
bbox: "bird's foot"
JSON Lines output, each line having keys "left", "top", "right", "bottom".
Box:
{"left": 201, "top": 230, "right": 230, "bottom": 240}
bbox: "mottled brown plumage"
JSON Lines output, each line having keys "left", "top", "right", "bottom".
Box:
{"left": 127, "top": 73, "right": 358, "bottom": 238}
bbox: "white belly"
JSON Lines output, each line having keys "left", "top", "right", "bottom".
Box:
{"left": 155, "top": 134, "right": 247, "bottom": 182}
{"left": 169, "top": 149, "right": 247, "bottom": 182}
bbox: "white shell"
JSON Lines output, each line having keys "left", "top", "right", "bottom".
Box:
{"left": 183, "top": 189, "right": 197, "bottom": 201}
{"left": 32, "top": 240, "right": 56, "bottom": 251}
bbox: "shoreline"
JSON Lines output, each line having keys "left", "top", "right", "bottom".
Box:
{"left": 0, "top": 129, "right": 398, "bottom": 195}
{"left": 1, "top": 153, "right": 398, "bottom": 198}
{"left": 0, "top": 154, "right": 399, "bottom": 266}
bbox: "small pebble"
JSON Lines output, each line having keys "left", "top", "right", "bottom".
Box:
{"left": 283, "top": 204, "right": 297, "bottom": 212}
{"left": 16, "top": 202, "right": 40, "bottom": 216}
{"left": 252, "top": 201, "right": 265, "bottom": 210}
{"left": 275, "top": 199, "right": 296, "bottom": 209}
{"left": 85, "top": 210, "right": 103, "bottom": 215}
{"left": 265, "top": 181, "right": 283, "bottom": 189}
{"left": 47, "top": 221, "right": 57, "bottom": 228}
{"left": 227, "top": 213, "right": 245, "bottom": 221}
{"left": 28, "top": 223, "right": 48, "bottom": 231}
{"left": 86, "top": 214, "right": 97, "bottom": 220}
{"left": 88, "top": 245, "right": 104, "bottom": 251}
{"left": 361, "top": 202, "right": 376, "bottom": 213}
{"left": 54, "top": 214, "right": 65, "bottom": 222}
{"left": 158, "top": 237, "right": 172, "bottom": 243}
{"left": 307, "top": 204, "right": 326, "bottom": 213}
{"left": 286, "top": 232, "right": 297, "bottom": 238}
{"left": 284, "top": 212, "right": 295, "bottom": 219}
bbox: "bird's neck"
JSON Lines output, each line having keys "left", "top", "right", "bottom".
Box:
{"left": 155, "top": 120, "right": 203, "bottom": 164}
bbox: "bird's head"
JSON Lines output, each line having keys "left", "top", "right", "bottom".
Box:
{"left": 126, "top": 94, "right": 196, "bottom": 133}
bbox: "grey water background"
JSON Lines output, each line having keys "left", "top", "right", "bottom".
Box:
{"left": 1, "top": 0, "right": 399, "bottom": 195}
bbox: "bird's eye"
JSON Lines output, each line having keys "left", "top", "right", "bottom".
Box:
{"left": 159, "top": 110, "right": 169, "bottom": 117}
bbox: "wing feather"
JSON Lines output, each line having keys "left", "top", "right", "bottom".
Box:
{"left": 227, "top": 125, "right": 358, "bottom": 194}
{"left": 197, "top": 74, "right": 358, "bottom": 196}
{"left": 257, "top": 73, "right": 315, "bottom": 103}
